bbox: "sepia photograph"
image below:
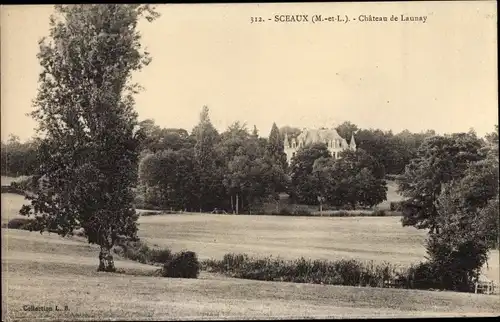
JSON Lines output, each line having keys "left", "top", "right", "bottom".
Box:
{"left": 1, "top": 1, "right": 498, "bottom": 320}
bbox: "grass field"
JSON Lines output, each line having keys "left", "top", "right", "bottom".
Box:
{"left": 2, "top": 186, "right": 500, "bottom": 319}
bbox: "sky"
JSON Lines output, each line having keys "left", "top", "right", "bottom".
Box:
{"left": 1, "top": 2, "right": 498, "bottom": 142}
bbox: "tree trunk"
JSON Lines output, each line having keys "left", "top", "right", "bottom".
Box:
{"left": 320, "top": 202, "right": 323, "bottom": 216}
{"left": 98, "top": 245, "right": 116, "bottom": 272}
{"left": 236, "top": 193, "right": 239, "bottom": 215}
{"left": 231, "top": 194, "right": 234, "bottom": 214}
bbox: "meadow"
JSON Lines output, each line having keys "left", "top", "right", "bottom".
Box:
{"left": 2, "top": 183, "right": 499, "bottom": 319}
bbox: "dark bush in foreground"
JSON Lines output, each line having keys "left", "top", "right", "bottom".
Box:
{"left": 203, "top": 253, "right": 399, "bottom": 287}
{"left": 162, "top": 251, "right": 200, "bottom": 278}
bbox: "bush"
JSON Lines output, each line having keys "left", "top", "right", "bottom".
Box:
{"left": 395, "top": 262, "right": 441, "bottom": 290}
{"left": 203, "top": 253, "right": 399, "bottom": 288}
{"left": 7, "top": 217, "right": 60, "bottom": 233}
{"left": 162, "top": 251, "right": 200, "bottom": 278}
{"left": 149, "top": 248, "right": 173, "bottom": 263}
{"left": 113, "top": 240, "right": 173, "bottom": 265}
{"left": 7, "top": 218, "right": 34, "bottom": 230}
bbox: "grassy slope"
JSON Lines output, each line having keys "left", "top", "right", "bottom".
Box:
{"left": 3, "top": 229, "right": 499, "bottom": 320}
{"left": 2, "top": 191, "right": 499, "bottom": 319}
{"left": 3, "top": 192, "right": 499, "bottom": 282}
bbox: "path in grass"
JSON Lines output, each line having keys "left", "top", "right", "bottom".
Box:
{"left": 3, "top": 229, "right": 499, "bottom": 320}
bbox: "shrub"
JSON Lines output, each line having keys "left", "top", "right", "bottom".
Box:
{"left": 203, "top": 253, "right": 399, "bottom": 288}
{"left": 395, "top": 262, "right": 439, "bottom": 290}
{"left": 7, "top": 218, "right": 34, "bottom": 230}
{"left": 162, "top": 251, "right": 200, "bottom": 278}
{"left": 113, "top": 240, "right": 173, "bottom": 265}
{"left": 149, "top": 248, "right": 173, "bottom": 263}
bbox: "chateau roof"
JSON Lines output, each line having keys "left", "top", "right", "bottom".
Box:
{"left": 296, "top": 128, "right": 344, "bottom": 145}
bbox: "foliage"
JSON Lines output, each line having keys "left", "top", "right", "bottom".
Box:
{"left": 307, "top": 149, "right": 387, "bottom": 209}
{"left": 191, "top": 106, "right": 226, "bottom": 211}
{"left": 354, "top": 128, "right": 436, "bottom": 175}
{"left": 138, "top": 148, "right": 197, "bottom": 210}
{"left": 335, "top": 121, "right": 359, "bottom": 142}
{"left": 162, "top": 251, "right": 200, "bottom": 278}
{"left": 266, "top": 122, "right": 288, "bottom": 172}
{"left": 420, "top": 146, "right": 498, "bottom": 291}
{"left": 19, "top": 4, "right": 159, "bottom": 272}
{"left": 290, "top": 143, "right": 332, "bottom": 204}
{"left": 6, "top": 218, "right": 36, "bottom": 230}
{"left": 203, "top": 253, "right": 400, "bottom": 288}
{"left": 113, "top": 239, "right": 173, "bottom": 265}
{"left": 397, "top": 132, "right": 486, "bottom": 232}
{"left": 1, "top": 135, "right": 40, "bottom": 176}
{"left": 137, "top": 119, "right": 195, "bottom": 153}
{"left": 397, "top": 126, "right": 499, "bottom": 292}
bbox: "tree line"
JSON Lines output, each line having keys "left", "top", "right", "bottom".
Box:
{"left": 1, "top": 135, "right": 40, "bottom": 177}
{"left": 136, "top": 107, "right": 394, "bottom": 213}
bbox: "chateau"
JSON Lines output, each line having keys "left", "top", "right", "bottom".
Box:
{"left": 283, "top": 128, "right": 356, "bottom": 164}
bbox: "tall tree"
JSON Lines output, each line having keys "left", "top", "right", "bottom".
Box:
{"left": 266, "top": 122, "right": 288, "bottom": 171}
{"left": 424, "top": 147, "right": 499, "bottom": 291}
{"left": 191, "top": 106, "right": 224, "bottom": 211}
{"left": 19, "top": 4, "right": 159, "bottom": 272}
{"left": 397, "top": 132, "right": 485, "bottom": 233}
